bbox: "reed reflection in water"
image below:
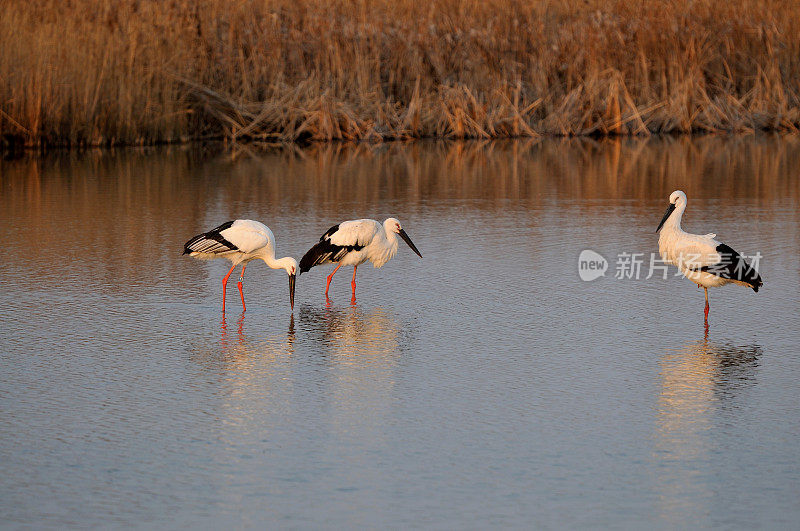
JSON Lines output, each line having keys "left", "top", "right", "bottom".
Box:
{"left": 0, "top": 136, "right": 799, "bottom": 528}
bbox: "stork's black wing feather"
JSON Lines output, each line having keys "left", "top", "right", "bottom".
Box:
{"left": 700, "top": 243, "right": 763, "bottom": 292}
{"left": 320, "top": 224, "right": 340, "bottom": 241}
{"left": 299, "top": 224, "right": 365, "bottom": 273}
{"left": 182, "top": 220, "right": 239, "bottom": 255}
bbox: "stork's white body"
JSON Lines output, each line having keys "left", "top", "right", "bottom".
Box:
{"left": 326, "top": 219, "right": 401, "bottom": 268}
{"left": 659, "top": 226, "right": 731, "bottom": 289}
{"left": 187, "top": 220, "right": 279, "bottom": 265}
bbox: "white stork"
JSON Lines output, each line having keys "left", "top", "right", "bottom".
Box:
{"left": 299, "top": 218, "right": 422, "bottom": 301}
{"left": 183, "top": 219, "right": 297, "bottom": 312}
{"left": 656, "top": 190, "right": 763, "bottom": 322}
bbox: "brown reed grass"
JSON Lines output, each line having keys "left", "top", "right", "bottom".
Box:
{"left": 2, "top": 0, "right": 800, "bottom": 148}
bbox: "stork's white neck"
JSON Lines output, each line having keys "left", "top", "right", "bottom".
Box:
{"left": 380, "top": 220, "right": 398, "bottom": 245}
{"left": 384, "top": 226, "right": 397, "bottom": 243}
{"left": 662, "top": 201, "right": 686, "bottom": 233}
{"left": 264, "top": 255, "right": 294, "bottom": 272}
{"left": 364, "top": 220, "right": 398, "bottom": 269}
{"left": 384, "top": 223, "right": 401, "bottom": 249}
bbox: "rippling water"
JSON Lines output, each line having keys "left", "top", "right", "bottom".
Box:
{"left": 1, "top": 137, "right": 799, "bottom": 527}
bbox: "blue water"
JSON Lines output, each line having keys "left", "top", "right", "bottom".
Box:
{"left": 1, "top": 138, "right": 799, "bottom": 528}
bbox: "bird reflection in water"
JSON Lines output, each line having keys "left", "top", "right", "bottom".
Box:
{"left": 299, "top": 302, "right": 402, "bottom": 443}
{"left": 300, "top": 302, "right": 401, "bottom": 360}
{"left": 654, "top": 339, "right": 762, "bottom": 526}
{"left": 220, "top": 311, "right": 247, "bottom": 346}
{"left": 217, "top": 312, "right": 296, "bottom": 363}
{"left": 190, "top": 312, "right": 297, "bottom": 427}
{"left": 190, "top": 312, "right": 298, "bottom": 442}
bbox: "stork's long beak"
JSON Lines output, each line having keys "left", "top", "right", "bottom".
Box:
{"left": 288, "top": 273, "right": 296, "bottom": 311}
{"left": 398, "top": 228, "right": 422, "bottom": 258}
{"left": 656, "top": 203, "right": 676, "bottom": 233}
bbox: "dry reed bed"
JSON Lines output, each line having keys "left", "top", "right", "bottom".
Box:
{"left": 2, "top": 0, "right": 800, "bottom": 147}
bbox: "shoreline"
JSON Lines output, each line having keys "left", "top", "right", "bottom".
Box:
{"left": 3, "top": 130, "right": 796, "bottom": 160}
{"left": 3, "top": 129, "right": 797, "bottom": 157}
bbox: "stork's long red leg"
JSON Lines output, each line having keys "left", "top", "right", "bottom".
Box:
{"left": 325, "top": 263, "right": 342, "bottom": 297}
{"left": 704, "top": 287, "right": 709, "bottom": 321}
{"left": 238, "top": 264, "right": 247, "bottom": 312}
{"left": 350, "top": 265, "right": 358, "bottom": 304}
{"left": 221, "top": 263, "right": 237, "bottom": 313}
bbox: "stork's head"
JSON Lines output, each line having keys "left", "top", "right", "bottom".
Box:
{"left": 385, "top": 218, "right": 422, "bottom": 258}
{"left": 669, "top": 190, "right": 687, "bottom": 207}
{"left": 384, "top": 218, "right": 402, "bottom": 233}
{"left": 282, "top": 257, "right": 298, "bottom": 276}
{"left": 656, "top": 190, "right": 687, "bottom": 232}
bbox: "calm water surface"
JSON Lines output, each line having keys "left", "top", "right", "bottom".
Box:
{"left": 1, "top": 137, "right": 799, "bottom": 528}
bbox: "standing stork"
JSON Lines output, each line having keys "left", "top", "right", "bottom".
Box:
{"left": 183, "top": 220, "right": 297, "bottom": 312}
{"left": 299, "top": 218, "right": 422, "bottom": 301}
{"left": 656, "top": 190, "right": 763, "bottom": 323}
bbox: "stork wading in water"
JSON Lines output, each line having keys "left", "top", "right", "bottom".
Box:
{"left": 299, "top": 218, "right": 422, "bottom": 302}
{"left": 183, "top": 220, "right": 297, "bottom": 312}
{"left": 656, "top": 191, "right": 763, "bottom": 323}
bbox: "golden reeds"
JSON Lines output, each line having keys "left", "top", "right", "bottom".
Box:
{"left": 2, "top": 0, "right": 799, "bottom": 148}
